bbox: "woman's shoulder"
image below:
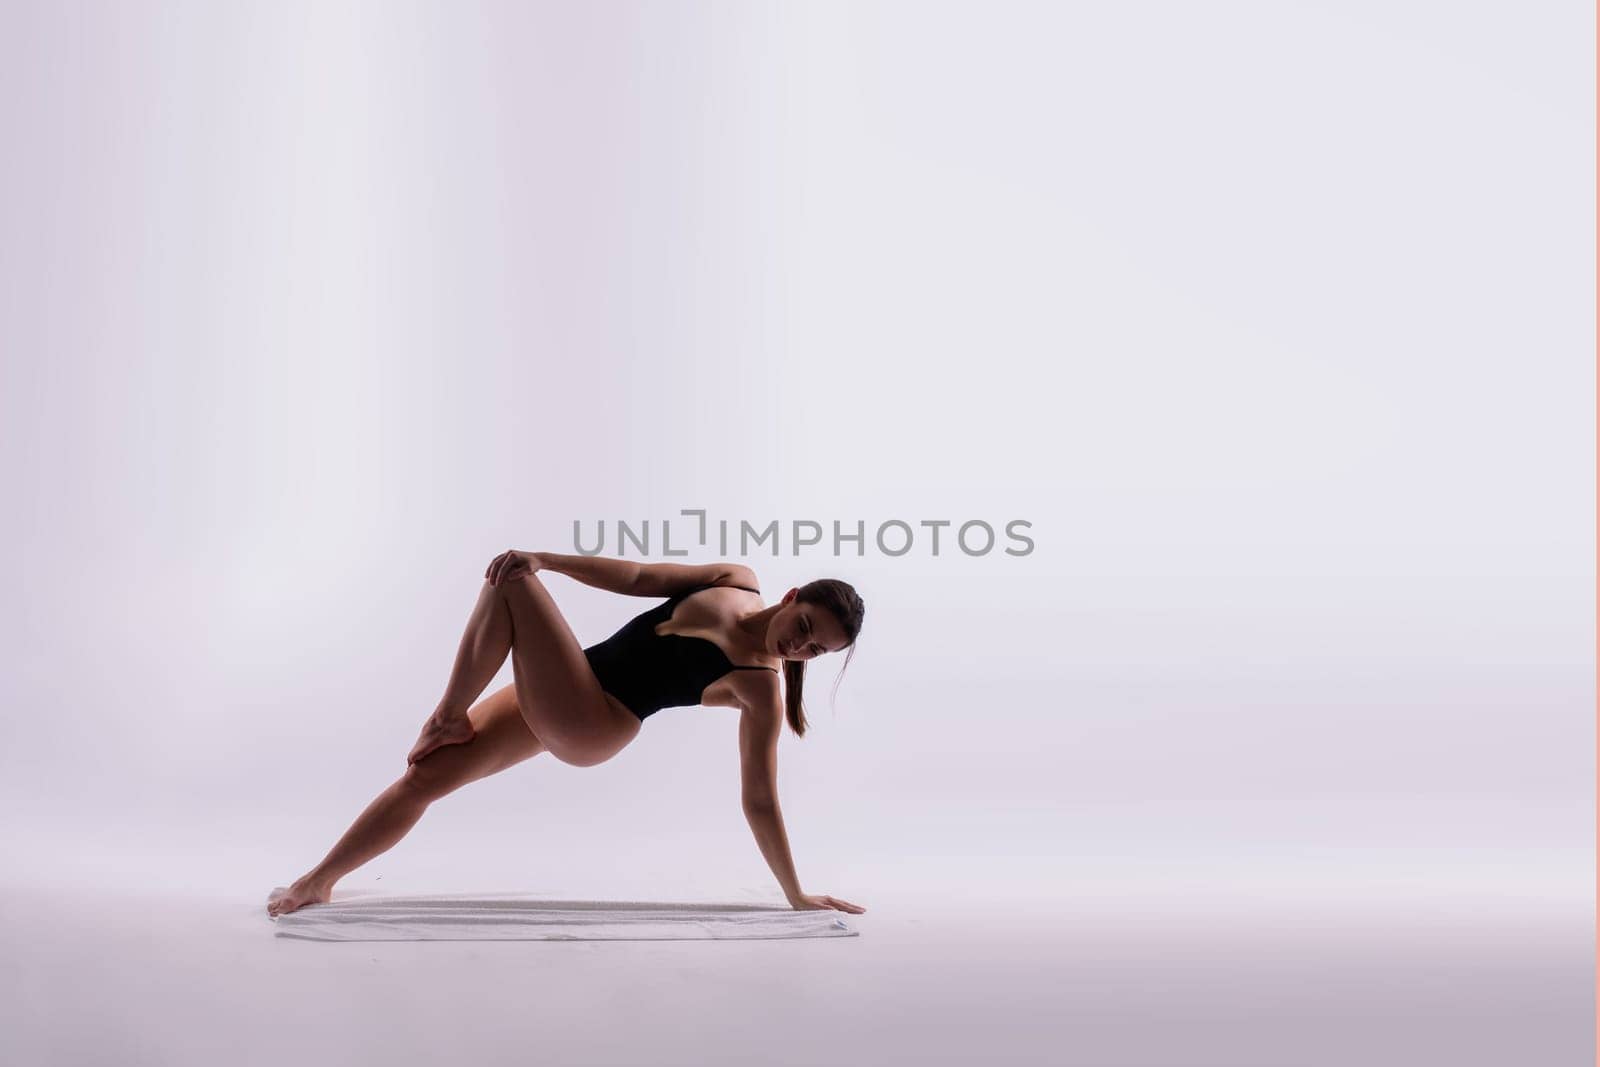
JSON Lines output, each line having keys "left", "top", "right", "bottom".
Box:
{"left": 636, "top": 561, "right": 761, "bottom": 599}
{"left": 700, "top": 563, "right": 762, "bottom": 594}
{"left": 724, "top": 563, "right": 762, "bottom": 588}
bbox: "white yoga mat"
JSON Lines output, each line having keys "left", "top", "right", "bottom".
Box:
{"left": 266, "top": 889, "right": 860, "bottom": 941}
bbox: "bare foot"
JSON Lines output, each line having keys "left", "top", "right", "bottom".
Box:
{"left": 267, "top": 877, "right": 332, "bottom": 917}
{"left": 407, "top": 710, "right": 477, "bottom": 765}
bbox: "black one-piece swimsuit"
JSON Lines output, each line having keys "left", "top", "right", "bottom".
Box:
{"left": 581, "top": 584, "right": 779, "bottom": 721}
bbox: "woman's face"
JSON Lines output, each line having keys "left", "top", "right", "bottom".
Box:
{"left": 772, "top": 594, "right": 848, "bottom": 662}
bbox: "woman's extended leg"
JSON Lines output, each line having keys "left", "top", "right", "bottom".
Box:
{"left": 267, "top": 684, "right": 542, "bottom": 917}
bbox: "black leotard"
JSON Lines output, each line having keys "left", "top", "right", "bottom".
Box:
{"left": 581, "top": 583, "right": 779, "bottom": 721}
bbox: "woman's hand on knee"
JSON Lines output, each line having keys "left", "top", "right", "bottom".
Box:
{"left": 486, "top": 550, "right": 543, "bottom": 587}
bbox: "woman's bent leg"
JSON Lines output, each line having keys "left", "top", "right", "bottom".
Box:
{"left": 499, "top": 572, "right": 640, "bottom": 764}
{"left": 435, "top": 580, "right": 516, "bottom": 715}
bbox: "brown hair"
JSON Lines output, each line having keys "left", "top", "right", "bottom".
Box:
{"left": 781, "top": 578, "right": 865, "bottom": 737}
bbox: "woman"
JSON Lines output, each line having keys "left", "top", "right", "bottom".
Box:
{"left": 266, "top": 550, "right": 867, "bottom": 917}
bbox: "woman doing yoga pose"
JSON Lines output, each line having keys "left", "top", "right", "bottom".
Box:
{"left": 265, "top": 551, "right": 867, "bottom": 917}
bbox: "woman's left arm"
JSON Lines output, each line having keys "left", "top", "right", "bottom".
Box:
{"left": 738, "top": 689, "right": 867, "bottom": 914}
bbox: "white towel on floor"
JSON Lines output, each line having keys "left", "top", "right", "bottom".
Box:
{"left": 266, "top": 889, "right": 859, "bottom": 941}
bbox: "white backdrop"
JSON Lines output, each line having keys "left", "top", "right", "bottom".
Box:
{"left": 0, "top": 0, "right": 1591, "bottom": 936}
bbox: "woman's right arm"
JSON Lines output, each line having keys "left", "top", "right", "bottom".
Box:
{"left": 533, "top": 553, "right": 756, "bottom": 598}
{"left": 532, "top": 552, "right": 641, "bottom": 595}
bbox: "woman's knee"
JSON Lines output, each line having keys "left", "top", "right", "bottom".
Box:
{"left": 401, "top": 758, "right": 464, "bottom": 801}
{"left": 401, "top": 729, "right": 539, "bottom": 798}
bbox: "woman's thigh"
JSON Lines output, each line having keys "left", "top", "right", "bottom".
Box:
{"left": 499, "top": 573, "right": 641, "bottom": 764}
{"left": 405, "top": 683, "right": 544, "bottom": 798}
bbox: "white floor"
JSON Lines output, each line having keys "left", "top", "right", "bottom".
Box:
{"left": 3, "top": 877, "right": 1590, "bottom": 1067}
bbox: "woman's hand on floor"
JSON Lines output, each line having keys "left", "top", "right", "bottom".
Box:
{"left": 486, "top": 550, "right": 543, "bottom": 587}
{"left": 789, "top": 892, "right": 866, "bottom": 914}
{"left": 407, "top": 710, "right": 476, "bottom": 765}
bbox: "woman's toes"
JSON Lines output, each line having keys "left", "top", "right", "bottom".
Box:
{"left": 266, "top": 881, "right": 330, "bottom": 917}
{"left": 266, "top": 886, "right": 288, "bottom": 911}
